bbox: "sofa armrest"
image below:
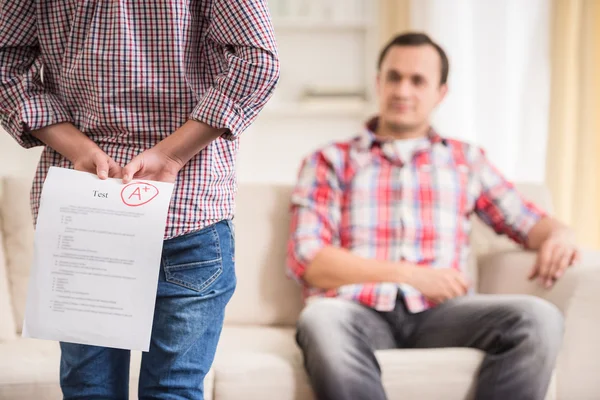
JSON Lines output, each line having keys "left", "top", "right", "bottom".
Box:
{"left": 478, "top": 249, "right": 600, "bottom": 399}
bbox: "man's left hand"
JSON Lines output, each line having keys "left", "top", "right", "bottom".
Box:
{"left": 529, "top": 228, "right": 580, "bottom": 288}
{"left": 122, "top": 146, "right": 184, "bottom": 184}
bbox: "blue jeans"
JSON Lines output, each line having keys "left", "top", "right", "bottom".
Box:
{"left": 59, "top": 220, "right": 236, "bottom": 400}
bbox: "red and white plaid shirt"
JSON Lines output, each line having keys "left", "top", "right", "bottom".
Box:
{"left": 287, "top": 117, "right": 546, "bottom": 313}
{"left": 0, "top": 0, "right": 279, "bottom": 239}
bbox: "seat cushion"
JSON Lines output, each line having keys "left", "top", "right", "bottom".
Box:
{"left": 214, "top": 325, "right": 558, "bottom": 400}
{"left": 213, "top": 326, "right": 489, "bottom": 400}
{"left": 0, "top": 338, "right": 215, "bottom": 400}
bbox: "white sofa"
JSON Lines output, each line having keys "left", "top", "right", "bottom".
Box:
{"left": 1, "top": 176, "right": 599, "bottom": 400}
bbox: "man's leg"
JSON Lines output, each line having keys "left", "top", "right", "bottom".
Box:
{"left": 60, "top": 343, "right": 130, "bottom": 399}
{"left": 296, "top": 298, "right": 398, "bottom": 400}
{"left": 409, "top": 294, "right": 564, "bottom": 400}
{"left": 138, "top": 220, "right": 236, "bottom": 400}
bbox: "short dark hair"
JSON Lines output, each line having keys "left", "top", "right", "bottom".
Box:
{"left": 377, "top": 32, "right": 449, "bottom": 85}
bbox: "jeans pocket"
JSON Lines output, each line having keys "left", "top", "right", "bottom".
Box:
{"left": 163, "top": 224, "right": 223, "bottom": 293}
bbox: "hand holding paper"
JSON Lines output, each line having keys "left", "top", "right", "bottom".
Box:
{"left": 23, "top": 167, "right": 174, "bottom": 351}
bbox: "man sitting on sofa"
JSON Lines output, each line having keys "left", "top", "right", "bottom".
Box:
{"left": 286, "top": 32, "right": 579, "bottom": 400}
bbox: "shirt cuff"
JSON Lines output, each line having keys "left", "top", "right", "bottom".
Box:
{"left": 1, "top": 94, "right": 73, "bottom": 149}
{"left": 189, "top": 87, "right": 251, "bottom": 141}
{"left": 518, "top": 205, "right": 549, "bottom": 247}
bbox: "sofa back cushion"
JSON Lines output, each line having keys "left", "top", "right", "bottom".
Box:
{"left": 0, "top": 177, "right": 35, "bottom": 333}
{"left": 225, "top": 183, "right": 553, "bottom": 327}
{"left": 0, "top": 176, "right": 552, "bottom": 330}
{"left": 224, "top": 185, "right": 303, "bottom": 326}
{"left": 0, "top": 180, "right": 17, "bottom": 340}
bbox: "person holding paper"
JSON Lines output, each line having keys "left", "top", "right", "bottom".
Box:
{"left": 0, "top": 0, "right": 279, "bottom": 399}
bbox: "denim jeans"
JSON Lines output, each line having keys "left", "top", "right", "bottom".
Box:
{"left": 59, "top": 220, "right": 236, "bottom": 400}
{"left": 297, "top": 294, "right": 564, "bottom": 400}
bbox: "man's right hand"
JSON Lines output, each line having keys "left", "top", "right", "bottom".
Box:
{"left": 71, "top": 146, "right": 122, "bottom": 180}
{"left": 32, "top": 122, "right": 122, "bottom": 180}
{"left": 406, "top": 266, "right": 470, "bottom": 304}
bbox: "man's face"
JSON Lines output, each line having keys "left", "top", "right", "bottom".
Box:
{"left": 377, "top": 45, "right": 447, "bottom": 133}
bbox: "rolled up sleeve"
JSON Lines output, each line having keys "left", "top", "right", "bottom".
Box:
{"left": 190, "top": 0, "right": 280, "bottom": 140}
{"left": 287, "top": 152, "right": 342, "bottom": 283}
{"left": 473, "top": 148, "right": 547, "bottom": 246}
{"left": 0, "top": 0, "right": 72, "bottom": 148}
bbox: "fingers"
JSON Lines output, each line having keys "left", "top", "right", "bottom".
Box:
{"left": 553, "top": 247, "right": 579, "bottom": 281}
{"left": 450, "top": 279, "right": 466, "bottom": 298}
{"left": 553, "top": 249, "right": 572, "bottom": 280}
{"left": 541, "top": 245, "right": 563, "bottom": 287}
{"left": 108, "top": 159, "right": 123, "bottom": 179}
{"left": 442, "top": 271, "right": 468, "bottom": 301}
{"left": 535, "top": 243, "right": 553, "bottom": 286}
{"left": 528, "top": 256, "right": 539, "bottom": 280}
{"left": 122, "top": 155, "right": 143, "bottom": 184}
{"left": 570, "top": 249, "right": 581, "bottom": 266}
{"left": 455, "top": 272, "right": 470, "bottom": 292}
{"left": 93, "top": 153, "right": 109, "bottom": 180}
{"left": 535, "top": 242, "right": 578, "bottom": 288}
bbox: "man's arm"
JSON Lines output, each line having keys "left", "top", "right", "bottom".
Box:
{"left": 0, "top": 1, "right": 119, "bottom": 179}
{"left": 0, "top": 0, "right": 73, "bottom": 148}
{"left": 191, "top": 0, "right": 280, "bottom": 141}
{"left": 472, "top": 147, "right": 578, "bottom": 287}
{"left": 526, "top": 216, "right": 579, "bottom": 286}
{"left": 527, "top": 216, "right": 571, "bottom": 250}
{"left": 122, "top": 0, "right": 280, "bottom": 183}
{"left": 286, "top": 151, "right": 401, "bottom": 288}
{"left": 302, "top": 246, "right": 412, "bottom": 290}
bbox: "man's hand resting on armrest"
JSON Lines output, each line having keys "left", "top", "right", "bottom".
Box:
{"left": 304, "top": 246, "right": 470, "bottom": 304}
{"left": 527, "top": 217, "right": 580, "bottom": 289}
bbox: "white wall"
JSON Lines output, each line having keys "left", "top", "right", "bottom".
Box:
{"left": 236, "top": 115, "right": 365, "bottom": 185}
{"left": 237, "top": 0, "right": 379, "bottom": 185}
{"left": 1, "top": 0, "right": 551, "bottom": 188}
{"left": 410, "top": 0, "right": 551, "bottom": 183}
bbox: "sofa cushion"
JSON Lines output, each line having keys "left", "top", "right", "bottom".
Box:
{"left": 224, "top": 185, "right": 304, "bottom": 327}
{"left": 0, "top": 339, "right": 139, "bottom": 399}
{"left": 214, "top": 325, "right": 558, "bottom": 400}
{"left": 0, "top": 179, "right": 17, "bottom": 341}
{"left": 214, "top": 326, "right": 486, "bottom": 400}
{"left": 0, "top": 338, "right": 215, "bottom": 400}
{"left": 0, "top": 177, "right": 35, "bottom": 333}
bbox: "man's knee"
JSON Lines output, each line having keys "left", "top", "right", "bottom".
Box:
{"left": 296, "top": 298, "right": 376, "bottom": 359}
{"left": 506, "top": 296, "right": 564, "bottom": 349}
{"left": 296, "top": 298, "right": 385, "bottom": 396}
{"left": 297, "top": 298, "right": 359, "bottom": 339}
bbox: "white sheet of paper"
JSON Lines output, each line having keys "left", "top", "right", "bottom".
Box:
{"left": 22, "top": 167, "right": 174, "bottom": 351}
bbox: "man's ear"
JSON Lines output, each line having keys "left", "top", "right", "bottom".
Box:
{"left": 436, "top": 83, "right": 448, "bottom": 106}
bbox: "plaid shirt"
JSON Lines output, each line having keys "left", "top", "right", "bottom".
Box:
{"left": 0, "top": 0, "right": 279, "bottom": 239}
{"left": 287, "top": 118, "right": 546, "bottom": 313}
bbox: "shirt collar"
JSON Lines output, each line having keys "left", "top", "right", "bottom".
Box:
{"left": 358, "top": 116, "right": 447, "bottom": 151}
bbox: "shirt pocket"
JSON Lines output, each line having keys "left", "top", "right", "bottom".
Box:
{"left": 163, "top": 224, "right": 223, "bottom": 293}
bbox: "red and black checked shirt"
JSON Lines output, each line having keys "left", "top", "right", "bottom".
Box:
{"left": 287, "top": 118, "right": 546, "bottom": 313}
{"left": 0, "top": 0, "right": 279, "bottom": 239}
